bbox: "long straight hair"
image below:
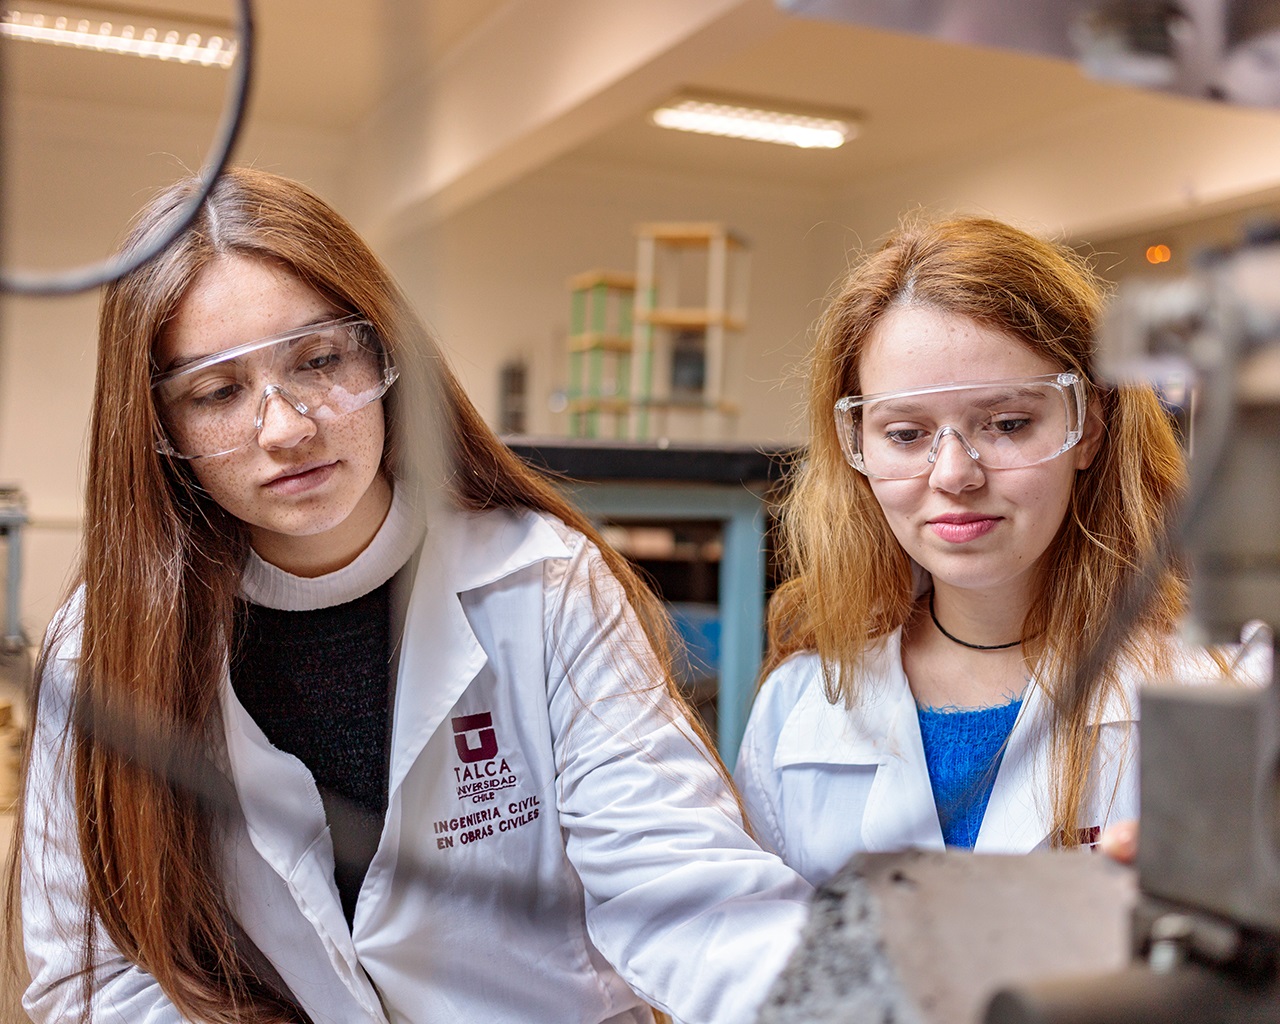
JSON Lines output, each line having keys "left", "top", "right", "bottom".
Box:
{"left": 8, "top": 167, "right": 718, "bottom": 1022}
{"left": 766, "top": 215, "right": 1188, "bottom": 847}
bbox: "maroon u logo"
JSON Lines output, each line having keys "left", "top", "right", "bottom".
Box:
{"left": 452, "top": 712, "right": 498, "bottom": 763}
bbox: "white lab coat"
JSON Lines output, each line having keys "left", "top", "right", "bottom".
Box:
{"left": 23, "top": 505, "right": 810, "bottom": 1024}
{"left": 734, "top": 633, "right": 1141, "bottom": 887}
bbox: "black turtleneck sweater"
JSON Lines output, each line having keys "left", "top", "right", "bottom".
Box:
{"left": 230, "top": 578, "right": 394, "bottom": 926}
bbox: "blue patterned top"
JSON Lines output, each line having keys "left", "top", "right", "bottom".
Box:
{"left": 917, "top": 697, "right": 1023, "bottom": 848}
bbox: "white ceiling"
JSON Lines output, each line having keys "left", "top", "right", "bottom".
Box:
{"left": 0, "top": 0, "right": 1126, "bottom": 172}
{"left": 7, "top": 0, "right": 1280, "bottom": 240}
{"left": 2, "top": 0, "right": 509, "bottom": 128}
{"left": 566, "top": 15, "right": 1124, "bottom": 189}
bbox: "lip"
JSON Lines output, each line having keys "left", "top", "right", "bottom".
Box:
{"left": 263, "top": 460, "right": 338, "bottom": 495}
{"left": 927, "top": 512, "right": 1002, "bottom": 543}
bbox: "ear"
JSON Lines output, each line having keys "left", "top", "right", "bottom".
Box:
{"left": 1072, "top": 404, "right": 1105, "bottom": 470}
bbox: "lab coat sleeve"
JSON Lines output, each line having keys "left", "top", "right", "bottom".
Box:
{"left": 21, "top": 627, "right": 190, "bottom": 1024}
{"left": 544, "top": 531, "right": 811, "bottom": 1024}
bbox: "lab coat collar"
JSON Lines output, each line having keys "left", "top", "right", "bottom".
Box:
{"left": 772, "top": 632, "right": 1138, "bottom": 853}
{"left": 773, "top": 639, "right": 905, "bottom": 769}
{"left": 219, "top": 670, "right": 331, "bottom": 880}
{"left": 430, "top": 500, "right": 571, "bottom": 594}
{"left": 970, "top": 681, "right": 1052, "bottom": 852}
{"left": 387, "top": 503, "right": 570, "bottom": 794}
{"left": 772, "top": 633, "right": 946, "bottom": 851}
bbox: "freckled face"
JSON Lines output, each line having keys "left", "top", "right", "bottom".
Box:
{"left": 858, "top": 304, "right": 1100, "bottom": 602}
{"left": 155, "top": 255, "right": 390, "bottom": 573}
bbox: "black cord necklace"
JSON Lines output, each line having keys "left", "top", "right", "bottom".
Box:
{"left": 928, "top": 592, "right": 1023, "bottom": 651}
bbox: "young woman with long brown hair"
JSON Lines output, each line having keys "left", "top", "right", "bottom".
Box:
{"left": 735, "top": 215, "right": 1207, "bottom": 885}
{"left": 11, "top": 167, "right": 808, "bottom": 1024}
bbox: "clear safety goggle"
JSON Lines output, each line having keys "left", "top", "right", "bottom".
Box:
{"left": 152, "top": 314, "right": 398, "bottom": 459}
{"left": 833, "top": 372, "right": 1086, "bottom": 480}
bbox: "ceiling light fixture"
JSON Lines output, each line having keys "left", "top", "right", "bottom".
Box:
{"left": 1, "top": 2, "right": 237, "bottom": 67}
{"left": 650, "top": 93, "right": 857, "bottom": 149}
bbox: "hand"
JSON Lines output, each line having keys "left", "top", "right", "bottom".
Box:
{"left": 1099, "top": 819, "right": 1137, "bottom": 864}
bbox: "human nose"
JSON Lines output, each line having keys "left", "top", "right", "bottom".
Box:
{"left": 926, "top": 426, "right": 984, "bottom": 491}
{"left": 255, "top": 385, "right": 317, "bottom": 450}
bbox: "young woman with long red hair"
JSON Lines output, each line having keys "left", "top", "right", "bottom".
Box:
{"left": 10, "top": 167, "right": 808, "bottom": 1024}
{"left": 735, "top": 215, "right": 1236, "bottom": 885}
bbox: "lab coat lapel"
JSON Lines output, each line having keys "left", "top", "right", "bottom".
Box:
{"left": 976, "top": 678, "right": 1136, "bottom": 852}
{"left": 852, "top": 637, "right": 946, "bottom": 852}
{"left": 219, "top": 678, "right": 332, "bottom": 880}
{"left": 386, "top": 515, "right": 485, "bottom": 797}
{"left": 973, "top": 680, "right": 1054, "bottom": 852}
{"left": 387, "top": 505, "right": 570, "bottom": 796}
{"left": 218, "top": 678, "right": 369, "bottom": 996}
{"left": 774, "top": 669, "right": 890, "bottom": 767}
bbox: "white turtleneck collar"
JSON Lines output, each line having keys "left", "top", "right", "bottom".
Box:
{"left": 239, "top": 484, "right": 425, "bottom": 611}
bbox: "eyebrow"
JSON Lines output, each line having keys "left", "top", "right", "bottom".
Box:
{"left": 159, "top": 314, "right": 341, "bottom": 375}
{"left": 870, "top": 385, "right": 1051, "bottom": 416}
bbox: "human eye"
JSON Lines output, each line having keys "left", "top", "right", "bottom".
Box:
{"left": 883, "top": 426, "right": 930, "bottom": 446}
{"left": 291, "top": 337, "right": 344, "bottom": 373}
{"left": 864, "top": 403, "right": 930, "bottom": 448}
{"left": 302, "top": 350, "right": 341, "bottom": 371}
{"left": 989, "top": 415, "right": 1033, "bottom": 436}
{"left": 183, "top": 375, "right": 243, "bottom": 408}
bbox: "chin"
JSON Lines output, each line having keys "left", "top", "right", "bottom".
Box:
{"left": 917, "top": 554, "right": 1008, "bottom": 585}
{"left": 262, "top": 508, "right": 358, "bottom": 540}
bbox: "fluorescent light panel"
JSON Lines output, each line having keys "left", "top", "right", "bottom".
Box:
{"left": 1, "top": 2, "right": 237, "bottom": 67}
{"left": 651, "top": 95, "right": 856, "bottom": 149}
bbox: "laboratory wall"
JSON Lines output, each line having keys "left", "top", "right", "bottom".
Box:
{"left": 384, "top": 157, "right": 847, "bottom": 441}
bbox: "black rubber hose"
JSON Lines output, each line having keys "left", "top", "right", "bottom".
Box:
{"left": 0, "top": 0, "right": 254, "bottom": 295}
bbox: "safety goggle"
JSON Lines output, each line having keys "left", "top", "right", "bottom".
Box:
{"left": 833, "top": 372, "right": 1086, "bottom": 480}
{"left": 152, "top": 314, "right": 398, "bottom": 459}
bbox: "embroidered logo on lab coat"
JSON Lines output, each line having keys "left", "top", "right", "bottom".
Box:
{"left": 433, "top": 711, "right": 541, "bottom": 850}
{"left": 453, "top": 711, "right": 499, "bottom": 763}
{"left": 450, "top": 712, "right": 517, "bottom": 802}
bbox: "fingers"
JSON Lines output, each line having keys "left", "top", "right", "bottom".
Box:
{"left": 1099, "top": 819, "right": 1138, "bottom": 864}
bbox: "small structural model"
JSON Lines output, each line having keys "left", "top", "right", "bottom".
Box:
{"left": 565, "top": 270, "right": 637, "bottom": 438}
{"left": 565, "top": 223, "right": 749, "bottom": 440}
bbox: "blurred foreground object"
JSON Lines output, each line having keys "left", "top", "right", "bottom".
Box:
{"left": 759, "top": 850, "right": 1134, "bottom": 1024}
{"left": 1099, "top": 230, "right": 1280, "bottom": 646}
{"left": 983, "top": 651, "right": 1280, "bottom": 1023}
{"left": 0, "top": 0, "right": 254, "bottom": 295}
{"left": 779, "top": 0, "right": 1280, "bottom": 108}
{"left": 981, "top": 228, "right": 1280, "bottom": 1021}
